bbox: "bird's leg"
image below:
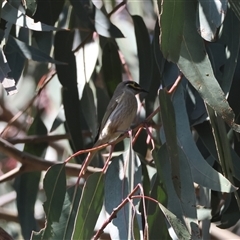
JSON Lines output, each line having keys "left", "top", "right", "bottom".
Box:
{"left": 75, "top": 143, "right": 108, "bottom": 184}
{"left": 102, "top": 144, "right": 115, "bottom": 173}
{"left": 76, "top": 150, "right": 97, "bottom": 185}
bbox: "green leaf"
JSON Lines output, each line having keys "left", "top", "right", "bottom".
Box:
{"left": 111, "top": 9, "right": 139, "bottom": 82}
{"left": 72, "top": 172, "right": 104, "bottom": 240}
{"left": 172, "top": 84, "right": 236, "bottom": 192}
{"left": 195, "top": 121, "right": 240, "bottom": 181}
{"left": 159, "top": 89, "right": 181, "bottom": 197}
{"left": 32, "top": 164, "right": 66, "bottom": 240}
{"left": 158, "top": 0, "right": 185, "bottom": 62}
{"left": 2, "top": 32, "right": 65, "bottom": 64}
{"left": 148, "top": 175, "right": 171, "bottom": 240}
{"left": 52, "top": 186, "right": 82, "bottom": 240}
{"left": 177, "top": 1, "right": 240, "bottom": 132}
{"left": 15, "top": 115, "right": 48, "bottom": 239}
{"left": 2, "top": 1, "right": 59, "bottom": 31}
{"left": 229, "top": 0, "right": 240, "bottom": 21}
{"left": 206, "top": 106, "right": 240, "bottom": 207}
{"left": 16, "top": 172, "right": 41, "bottom": 239}
{"left": 102, "top": 40, "right": 122, "bottom": 96}
{"left": 54, "top": 31, "right": 85, "bottom": 162}
{"left": 158, "top": 202, "right": 191, "bottom": 240}
{"left": 25, "top": 0, "right": 37, "bottom": 16}
{"left": 75, "top": 39, "right": 99, "bottom": 97}
{"left": 95, "top": 8, "right": 124, "bottom": 38}
{"left": 81, "top": 83, "right": 98, "bottom": 137}
{"left": 132, "top": 15, "right": 152, "bottom": 90}
{"left": 0, "top": 48, "right": 17, "bottom": 95}
{"left": 104, "top": 150, "right": 142, "bottom": 239}
{"left": 196, "top": 0, "right": 227, "bottom": 41}
{"left": 154, "top": 144, "right": 200, "bottom": 239}
{"left": 43, "top": 164, "right": 66, "bottom": 223}
{"left": 32, "top": 0, "right": 65, "bottom": 25}
{"left": 69, "top": 0, "right": 95, "bottom": 30}
{"left": 218, "top": 8, "right": 240, "bottom": 94}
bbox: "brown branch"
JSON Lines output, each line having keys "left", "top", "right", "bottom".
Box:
{"left": 0, "top": 137, "right": 101, "bottom": 183}
{"left": 0, "top": 207, "right": 45, "bottom": 228}
{"left": 93, "top": 184, "right": 140, "bottom": 240}
{"left": 6, "top": 133, "right": 70, "bottom": 144}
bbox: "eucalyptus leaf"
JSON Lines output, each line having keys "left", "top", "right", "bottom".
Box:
{"left": 72, "top": 172, "right": 104, "bottom": 240}
{"left": 177, "top": 1, "right": 240, "bottom": 132}
{"left": 15, "top": 115, "right": 48, "bottom": 239}
{"left": 2, "top": 32, "right": 65, "bottom": 64}
{"left": 2, "top": 1, "right": 59, "bottom": 31}
{"left": 158, "top": 0, "right": 185, "bottom": 62}
{"left": 95, "top": 8, "right": 124, "bottom": 38}
{"left": 172, "top": 84, "right": 236, "bottom": 192}
{"left": 32, "top": 163, "right": 66, "bottom": 239}
{"left": 196, "top": 0, "right": 227, "bottom": 41}
{"left": 104, "top": 150, "right": 142, "bottom": 240}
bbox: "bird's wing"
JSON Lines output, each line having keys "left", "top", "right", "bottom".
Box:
{"left": 94, "top": 91, "right": 125, "bottom": 143}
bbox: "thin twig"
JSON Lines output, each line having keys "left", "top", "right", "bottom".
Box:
{"left": 108, "top": 0, "right": 127, "bottom": 17}
{"left": 93, "top": 184, "right": 140, "bottom": 240}
{"left": 168, "top": 72, "right": 183, "bottom": 94}
{"left": 0, "top": 69, "right": 56, "bottom": 137}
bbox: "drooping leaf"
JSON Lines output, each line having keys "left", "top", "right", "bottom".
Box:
{"left": 154, "top": 144, "right": 200, "bottom": 239}
{"left": 205, "top": 7, "right": 240, "bottom": 95}
{"left": 145, "top": 20, "right": 164, "bottom": 116}
{"left": 229, "top": 0, "right": 240, "bottom": 21}
{"left": 172, "top": 84, "right": 236, "bottom": 192}
{"left": 158, "top": 202, "right": 191, "bottom": 240}
{"left": 148, "top": 175, "right": 171, "bottom": 240}
{"left": 177, "top": 1, "right": 240, "bottom": 132}
{"left": 32, "top": 163, "right": 66, "bottom": 239}
{"left": 69, "top": 0, "right": 95, "bottom": 30}
{"left": 159, "top": 89, "right": 181, "bottom": 197}
{"left": 132, "top": 15, "right": 152, "bottom": 91}
{"left": 4, "top": 37, "right": 26, "bottom": 84}
{"left": 104, "top": 150, "right": 142, "bottom": 240}
{"left": 52, "top": 186, "right": 82, "bottom": 240}
{"left": 196, "top": 0, "right": 227, "bottom": 41}
{"left": 81, "top": 83, "right": 98, "bottom": 138}
{"left": 15, "top": 115, "right": 48, "bottom": 239}
{"left": 1, "top": 31, "right": 65, "bottom": 64}
{"left": 218, "top": 7, "right": 240, "bottom": 94}
{"left": 24, "top": 0, "right": 37, "bottom": 16}
{"left": 33, "top": 0, "right": 64, "bottom": 25}
{"left": 95, "top": 7, "right": 124, "bottom": 38}
{"left": 54, "top": 31, "right": 85, "bottom": 162}
{"left": 2, "top": 1, "right": 59, "bottom": 31}
{"left": 195, "top": 121, "right": 240, "bottom": 181}
{"left": 102, "top": 39, "right": 122, "bottom": 96}
{"left": 158, "top": 0, "right": 185, "bottom": 62}
{"left": 110, "top": 9, "right": 139, "bottom": 82}
{"left": 74, "top": 37, "right": 99, "bottom": 98}
{"left": 72, "top": 172, "right": 104, "bottom": 240}
{"left": 0, "top": 47, "right": 17, "bottom": 95}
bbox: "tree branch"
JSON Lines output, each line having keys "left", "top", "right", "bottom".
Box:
{"left": 6, "top": 133, "right": 70, "bottom": 144}
{"left": 0, "top": 137, "right": 101, "bottom": 183}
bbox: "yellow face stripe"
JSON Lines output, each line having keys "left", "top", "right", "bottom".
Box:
{"left": 126, "top": 82, "right": 142, "bottom": 90}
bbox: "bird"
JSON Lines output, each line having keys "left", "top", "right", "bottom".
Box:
{"left": 79, "top": 80, "right": 147, "bottom": 177}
